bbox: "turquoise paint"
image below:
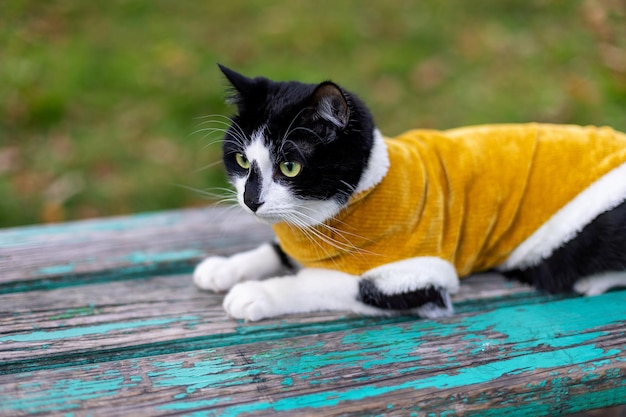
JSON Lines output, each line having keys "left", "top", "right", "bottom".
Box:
{"left": 245, "top": 292, "right": 625, "bottom": 386}
{"left": 124, "top": 249, "right": 203, "bottom": 265}
{"left": 211, "top": 292, "right": 625, "bottom": 416}
{"left": 249, "top": 328, "right": 424, "bottom": 385}
{"left": 0, "top": 211, "right": 183, "bottom": 248}
{"left": 38, "top": 263, "right": 76, "bottom": 276}
{"left": 147, "top": 356, "right": 260, "bottom": 394}
{"left": 157, "top": 398, "right": 228, "bottom": 411}
{"left": 0, "top": 316, "right": 199, "bottom": 343}
{"left": 214, "top": 341, "right": 624, "bottom": 417}
{"left": 49, "top": 307, "right": 98, "bottom": 321}
{"left": 1, "top": 286, "right": 623, "bottom": 415}
{"left": 31, "top": 249, "right": 201, "bottom": 280}
{"left": 0, "top": 373, "right": 139, "bottom": 413}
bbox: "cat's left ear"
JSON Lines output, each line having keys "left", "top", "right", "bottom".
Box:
{"left": 218, "top": 64, "right": 254, "bottom": 112}
{"left": 309, "top": 82, "right": 350, "bottom": 129}
{"left": 218, "top": 64, "right": 254, "bottom": 95}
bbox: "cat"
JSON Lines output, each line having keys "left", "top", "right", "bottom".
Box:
{"left": 193, "top": 65, "right": 626, "bottom": 321}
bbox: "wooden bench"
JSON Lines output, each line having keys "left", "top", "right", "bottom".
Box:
{"left": 1, "top": 207, "right": 624, "bottom": 416}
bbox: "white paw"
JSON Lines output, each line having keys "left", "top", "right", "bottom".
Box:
{"left": 414, "top": 290, "right": 454, "bottom": 319}
{"left": 223, "top": 281, "right": 278, "bottom": 321}
{"left": 574, "top": 272, "right": 626, "bottom": 296}
{"left": 193, "top": 244, "right": 285, "bottom": 293}
{"left": 193, "top": 256, "right": 250, "bottom": 292}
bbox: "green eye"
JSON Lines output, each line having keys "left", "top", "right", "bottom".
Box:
{"left": 279, "top": 161, "right": 302, "bottom": 178}
{"left": 235, "top": 153, "right": 250, "bottom": 169}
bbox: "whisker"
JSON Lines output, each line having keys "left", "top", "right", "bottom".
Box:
{"left": 174, "top": 183, "right": 237, "bottom": 202}
{"left": 286, "top": 209, "right": 361, "bottom": 252}
{"left": 193, "top": 159, "right": 225, "bottom": 173}
{"left": 192, "top": 115, "right": 249, "bottom": 150}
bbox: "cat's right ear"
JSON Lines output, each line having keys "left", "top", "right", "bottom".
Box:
{"left": 309, "top": 82, "right": 350, "bottom": 130}
{"left": 218, "top": 64, "right": 254, "bottom": 110}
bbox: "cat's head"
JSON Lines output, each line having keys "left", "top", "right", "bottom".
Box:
{"left": 218, "top": 65, "right": 385, "bottom": 226}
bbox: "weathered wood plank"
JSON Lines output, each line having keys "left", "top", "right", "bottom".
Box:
{"left": 1, "top": 291, "right": 624, "bottom": 416}
{"left": 0, "top": 269, "right": 563, "bottom": 373}
{"left": 0, "top": 207, "right": 273, "bottom": 291}
{"left": 2, "top": 208, "right": 624, "bottom": 415}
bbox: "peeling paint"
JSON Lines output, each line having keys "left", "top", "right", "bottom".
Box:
{"left": 0, "top": 316, "right": 200, "bottom": 343}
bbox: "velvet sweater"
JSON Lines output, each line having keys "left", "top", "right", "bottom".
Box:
{"left": 273, "top": 124, "right": 626, "bottom": 276}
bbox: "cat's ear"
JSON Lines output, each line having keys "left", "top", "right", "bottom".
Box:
{"left": 309, "top": 82, "right": 350, "bottom": 129}
{"left": 218, "top": 64, "right": 254, "bottom": 109}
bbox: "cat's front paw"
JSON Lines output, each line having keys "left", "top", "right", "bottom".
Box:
{"left": 223, "top": 281, "right": 278, "bottom": 321}
{"left": 193, "top": 256, "right": 249, "bottom": 292}
{"left": 194, "top": 244, "right": 285, "bottom": 293}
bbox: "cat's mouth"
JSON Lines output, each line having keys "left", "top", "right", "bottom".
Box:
{"left": 245, "top": 200, "right": 345, "bottom": 228}
{"left": 251, "top": 211, "right": 285, "bottom": 225}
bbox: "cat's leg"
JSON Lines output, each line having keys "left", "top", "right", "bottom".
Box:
{"left": 574, "top": 271, "right": 626, "bottom": 296}
{"left": 223, "top": 269, "right": 386, "bottom": 321}
{"left": 502, "top": 199, "right": 626, "bottom": 294}
{"left": 358, "top": 257, "right": 460, "bottom": 319}
{"left": 193, "top": 242, "right": 294, "bottom": 292}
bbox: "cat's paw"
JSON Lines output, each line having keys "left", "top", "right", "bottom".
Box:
{"left": 193, "top": 256, "right": 249, "bottom": 292}
{"left": 223, "top": 281, "right": 278, "bottom": 321}
{"left": 193, "top": 244, "right": 285, "bottom": 293}
{"left": 414, "top": 289, "right": 454, "bottom": 319}
{"left": 574, "top": 272, "right": 626, "bottom": 296}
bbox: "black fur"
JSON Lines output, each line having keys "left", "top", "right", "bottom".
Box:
{"left": 243, "top": 161, "right": 263, "bottom": 212}
{"left": 357, "top": 279, "right": 448, "bottom": 310}
{"left": 219, "top": 65, "right": 375, "bottom": 206}
{"left": 503, "top": 199, "right": 626, "bottom": 293}
{"left": 218, "top": 65, "right": 626, "bottom": 314}
{"left": 271, "top": 241, "right": 295, "bottom": 270}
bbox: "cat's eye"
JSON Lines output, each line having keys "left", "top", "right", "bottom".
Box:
{"left": 235, "top": 153, "right": 250, "bottom": 169}
{"left": 279, "top": 161, "right": 302, "bottom": 178}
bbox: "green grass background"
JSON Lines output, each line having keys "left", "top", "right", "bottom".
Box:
{"left": 1, "top": 0, "right": 625, "bottom": 226}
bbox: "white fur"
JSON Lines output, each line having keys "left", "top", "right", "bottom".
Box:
{"left": 362, "top": 257, "right": 459, "bottom": 319}
{"left": 574, "top": 272, "right": 626, "bottom": 296}
{"left": 355, "top": 129, "right": 390, "bottom": 194}
{"left": 234, "top": 127, "right": 389, "bottom": 226}
{"left": 500, "top": 161, "right": 626, "bottom": 270}
{"left": 238, "top": 130, "right": 273, "bottom": 209}
{"left": 223, "top": 269, "right": 386, "bottom": 321}
{"left": 414, "top": 291, "right": 454, "bottom": 319}
{"left": 317, "top": 98, "right": 345, "bottom": 128}
{"left": 363, "top": 256, "right": 460, "bottom": 294}
{"left": 193, "top": 243, "right": 284, "bottom": 292}
{"left": 234, "top": 128, "right": 343, "bottom": 226}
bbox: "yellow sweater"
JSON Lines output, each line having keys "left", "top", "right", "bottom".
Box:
{"left": 273, "top": 124, "right": 626, "bottom": 276}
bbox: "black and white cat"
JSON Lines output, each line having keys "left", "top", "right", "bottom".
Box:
{"left": 194, "top": 65, "right": 626, "bottom": 321}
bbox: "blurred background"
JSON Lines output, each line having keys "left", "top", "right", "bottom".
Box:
{"left": 1, "top": 0, "right": 625, "bottom": 227}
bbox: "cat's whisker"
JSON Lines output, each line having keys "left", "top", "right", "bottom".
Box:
{"left": 285, "top": 205, "right": 382, "bottom": 261}
{"left": 288, "top": 213, "right": 374, "bottom": 271}
{"left": 287, "top": 209, "right": 363, "bottom": 253}
{"left": 280, "top": 107, "right": 311, "bottom": 149}
{"left": 194, "top": 159, "right": 226, "bottom": 173}
{"left": 285, "top": 126, "right": 325, "bottom": 145}
{"left": 194, "top": 115, "right": 249, "bottom": 150}
{"left": 282, "top": 212, "right": 343, "bottom": 267}
{"left": 174, "top": 184, "right": 238, "bottom": 202}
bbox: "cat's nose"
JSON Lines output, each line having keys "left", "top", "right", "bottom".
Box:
{"left": 243, "top": 161, "right": 264, "bottom": 212}
{"left": 244, "top": 198, "right": 264, "bottom": 213}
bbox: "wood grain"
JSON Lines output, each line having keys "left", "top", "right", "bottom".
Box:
{"left": 0, "top": 207, "right": 273, "bottom": 291}
{"left": 1, "top": 206, "right": 625, "bottom": 416}
{"left": 1, "top": 292, "right": 624, "bottom": 416}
